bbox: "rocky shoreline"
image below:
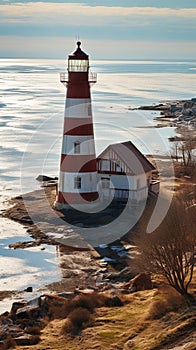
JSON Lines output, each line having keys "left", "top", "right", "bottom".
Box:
{"left": 132, "top": 98, "right": 196, "bottom": 145}
{"left": 0, "top": 179, "right": 141, "bottom": 301}
{"left": 137, "top": 98, "right": 196, "bottom": 128}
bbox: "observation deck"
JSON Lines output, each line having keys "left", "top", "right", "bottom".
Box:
{"left": 60, "top": 71, "right": 97, "bottom": 84}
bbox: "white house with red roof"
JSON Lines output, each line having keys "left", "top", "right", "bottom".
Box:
{"left": 97, "top": 141, "right": 159, "bottom": 202}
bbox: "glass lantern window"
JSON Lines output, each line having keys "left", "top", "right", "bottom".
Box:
{"left": 68, "top": 59, "right": 89, "bottom": 72}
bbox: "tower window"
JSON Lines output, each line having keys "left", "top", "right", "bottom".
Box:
{"left": 74, "top": 141, "right": 80, "bottom": 154}
{"left": 88, "top": 104, "right": 92, "bottom": 116}
{"left": 101, "top": 178, "right": 110, "bottom": 189}
{"left": 74, "top": 176, "right": 81, "bottom": 189}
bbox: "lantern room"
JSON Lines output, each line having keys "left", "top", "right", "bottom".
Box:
{"left": 68, "top": 41, "right": 89, "bottom": 72}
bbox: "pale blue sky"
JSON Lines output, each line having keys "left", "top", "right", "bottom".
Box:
{"left": 0, "top": 0, "right": 195, "bottom": 58}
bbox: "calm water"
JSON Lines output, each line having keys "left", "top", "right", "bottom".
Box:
{"left": 0, "top": 58, "right": 195, "bottom": 312}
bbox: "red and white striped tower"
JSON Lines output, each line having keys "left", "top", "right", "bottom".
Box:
{"left": 55, "top": 41, "right": 98, "bottom": 209}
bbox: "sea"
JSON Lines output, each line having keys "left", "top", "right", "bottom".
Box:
{"left": 0, "top": 58, "right": 196, "bottom": 312}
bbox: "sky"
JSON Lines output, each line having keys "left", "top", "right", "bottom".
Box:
{"left": 0, "top": 0, "right": 196, "bottom": 59}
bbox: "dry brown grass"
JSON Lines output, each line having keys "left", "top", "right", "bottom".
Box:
{"left": 13, "top": 284, "right": 196, "bottom": 350}
{"left": 61, "top": 307, "right": 93, "bottom": 336}
{"left": 147, "top": 285, "right": 185, "bottom": 320}
{"left": 14, "top": 270, "right": 196, "bottom": 350}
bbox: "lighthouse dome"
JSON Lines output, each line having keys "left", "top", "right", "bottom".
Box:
{"left": 69, "top": 41, "right": 89, "bottom": 60}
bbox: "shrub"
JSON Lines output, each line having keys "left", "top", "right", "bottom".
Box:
{"left": 147, "top": 288, "right": 185, "bottom": 320}
{"left": 68, "top": 295, "right": 95, "bottom": 313}
{"left": 66, "top": 292, "right": 109, "bottom": 315}
{"left": 147, "top": 299, "right": 169, "bottom": 320}
{"left": 68, "top": 292, "right": 123, "bottom": 313}
{"left": 62, "top": 307, "right": 92, "bottom": 335}
{"left": 25, "top": 326, "right": 41, "bottom": 335}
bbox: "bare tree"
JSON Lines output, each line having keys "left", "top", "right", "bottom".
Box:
{"left": 135, "top": 198, "right": 196, "bottom": 298}
{"left": 171, "top": 139, "right": 196, "bottom": 177}
{"left": 171, "top": 141, "right": 180, "bottom": 162}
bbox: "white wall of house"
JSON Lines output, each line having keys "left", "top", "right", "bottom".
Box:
{"left": 110, "top": 174, "right": 135, "bottom": 189}
{"left": 98, "top": 173, "right": 149, "bottom": 202}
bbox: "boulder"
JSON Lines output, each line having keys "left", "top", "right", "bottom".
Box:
{"left": 105, "top": 295, "right": 123, "bottom": 307}
{"left": 106, "top": 267, "right": 135, "bottom": 282}
{"left": 15, "top": 304, "right": 40, "bottom": 320}
{"left": 14, "top": 334, "right": 39, "bottom": 346}
{"left": 129, "top": 273, "right": 153, "bottom": 292}
{"left": 10, "top": 301, "right": 27, "bottom": 317}
{"left": 36, "top": 175, "right": 58, "bottom": 182}
{"left": 24, "top": 286, "right": 33, "bottom": 293}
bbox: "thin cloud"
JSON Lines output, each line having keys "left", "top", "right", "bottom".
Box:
{"left": 0, "top": 3, "right": 196, "bottom": 25}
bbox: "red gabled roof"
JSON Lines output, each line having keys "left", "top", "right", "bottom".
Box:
{"left": 97, "top": 141, "right": 155, "bottom": 175}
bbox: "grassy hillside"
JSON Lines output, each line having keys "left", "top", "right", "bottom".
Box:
{"left": 15, "top": 272, "right": 196, "bottom": 350}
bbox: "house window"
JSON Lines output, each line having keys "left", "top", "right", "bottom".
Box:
{"left": 74, "top": 176, "right": 81, "bottom": 189}
{"left": 101, "top": 160, "right": 110, "bottom": 171}
{"left": 116, "top": 160, "right": 121, "bottom": 172}
{"left": 74, "top": 141, "right": 80, "bottom": 154}
{"left": 101, "top": 178, "right": 110, "bottom": 189}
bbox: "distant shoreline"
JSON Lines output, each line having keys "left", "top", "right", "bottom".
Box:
{"left": 136, "top": 98, "right": 196, "bottom": 128}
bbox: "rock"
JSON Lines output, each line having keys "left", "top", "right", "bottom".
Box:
{"left": 7, "top": 325, "right": 24, "bottom": 338}
{"left": 0, "top": 324, "right": 23, "bottom": 341}
{"left": 10, "top": 215, "right": 33, "bottom": 224}
{"left": 9, "top": 241, "right": 38, "bottom": 249}
{"left": 36, "top": 175, "right": 58, "bottom": 182}
{"left": 57, "top": 292, "right": 75, "bottom": 299}
{"left": 1, "top": 317, "right": 13, "bottom": 326}
{"left": 99, "top": 244, "right": 108, "bottom": 249}
{"left": 105, "top": 295, "right": 123, "bottom": 307}
{"left": 101, "top": 257, "right": 116, "bottom": 263}
{"left": 14, "top": 334, "right": 39, "bottom": 346}
{"left": 15, "top": 195, "right": 23, "bottom": 199}
{"left": 99, "top": 261, "right": 108, "bottom": 267}
{"left": 75, "top": 288, "right": 96, "bottom": 295}
{"left": 15, "top": 304, "right": 40, "bottom": 320}
{"left": 106, "top": 267, "right": 135, "bottom": 282}
{"left": 129, "top": 273, "right": 153, "bottom": 292}
{"left": 24, "top": 286, "right": 33, "bottom": 293}
{"left": 10, "top": 301, "right": 27, "bottom": 317}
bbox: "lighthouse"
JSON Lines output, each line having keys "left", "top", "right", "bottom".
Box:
{"left": 55, "top": 42, "right": 98, "bottom": 209}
